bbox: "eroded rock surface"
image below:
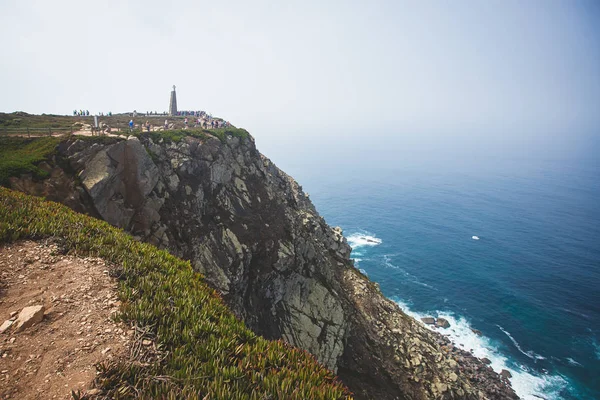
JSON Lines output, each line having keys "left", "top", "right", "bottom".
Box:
{"left": 8, "top": 133, "right": 519, "bottom": 399}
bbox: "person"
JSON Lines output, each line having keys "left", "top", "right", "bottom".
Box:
{"left": 129, "top": 119, "right": 134, "bottom": 132}
{"left": 184, "top": 117, "right": 188, "bottom": 129}
{"left": 164, "top": 119, "right": 169, "bottom": 130}
{"left": 145, "top": 120, "right": 150, "bottom": 132}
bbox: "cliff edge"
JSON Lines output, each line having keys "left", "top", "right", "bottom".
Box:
{"left": 7, "top": 131, "right": 518, "bottom": 400}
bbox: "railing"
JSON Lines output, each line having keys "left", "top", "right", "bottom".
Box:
{"left": 0, "top": 126, "right": 76, "bottom": 137}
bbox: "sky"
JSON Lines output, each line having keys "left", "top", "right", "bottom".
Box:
{"left": 1, "top": 0, "right": 599, "bottom": 168}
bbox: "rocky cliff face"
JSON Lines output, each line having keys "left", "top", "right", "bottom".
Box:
{"left": 9, "top": 133, "right": 518, "bottom": 400}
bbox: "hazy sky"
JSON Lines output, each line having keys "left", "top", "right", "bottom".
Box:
{"left": 1, "top": 0, "right": 599, "bottom": 166}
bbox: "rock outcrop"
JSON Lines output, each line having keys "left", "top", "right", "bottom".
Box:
{"left": 8, "top": 132, "right": 519, "bottom": 399}
{"left": 14, "top": 305, "right": 45, "bottom": 332}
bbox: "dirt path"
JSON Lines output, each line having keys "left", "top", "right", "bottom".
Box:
{"left": 0, "top": 241, "right": 132, "bottom": 400}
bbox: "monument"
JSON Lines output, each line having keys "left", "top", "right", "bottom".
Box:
{"left": 169, "top": 85, "right": 178, "bottom": 116}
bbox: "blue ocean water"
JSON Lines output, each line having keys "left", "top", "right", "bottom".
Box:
{"left": 292, "top": 155, "right": 600, "bottom": 399}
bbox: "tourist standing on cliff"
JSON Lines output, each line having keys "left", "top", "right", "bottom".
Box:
{"left": 129, "top": 119, "right": 134, "bottom": 132}
{"left": 184, "top": 117, "right": 188, "bottom": 129}
{"left": 164, "top": 119, "right": 168, "bottom": 130}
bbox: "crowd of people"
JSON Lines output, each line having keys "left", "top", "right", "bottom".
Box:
{"left": 124, "top": 115, "right": 231, "bottom": 133}
{"left": 73, "top": 110, "right": 113, "bottom": 117}
{"left": 175, "top": 110, "right": 205, "bottom": 117}
{"left": 182, "top": 115, "right": 230, "bottom": 129}
{"left": 72, "top": 106, "right": 232, "bottom": 134}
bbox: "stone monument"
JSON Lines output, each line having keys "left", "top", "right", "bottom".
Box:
{"left": 169, "top": 85, "right": 178, "bottom": 116}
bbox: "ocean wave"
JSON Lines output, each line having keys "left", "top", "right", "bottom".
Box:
{"left": 566, "top": 357, "right": 582, "bottom": 367}
{"left": 497, "top": 325, "right": 546, "bottom": 361}
{"left": 394, "top": 299, "right": 568, "bottom": 400}
{"left": 383, "top": 255, "right": 436, "bottom": 290}
{"left": 592, "top": 338, "right": 600, "bottom": 360}
{"left": 346, "top": 232, "right": 382, "bottom": 249}
{"left": 559, "top": 307, "right": 590, "bottom": 320}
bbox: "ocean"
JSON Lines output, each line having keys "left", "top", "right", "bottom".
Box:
{"left": 286, "top": 151, "right": 600, "bottom": 400}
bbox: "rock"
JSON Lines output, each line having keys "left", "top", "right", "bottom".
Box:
{"left": 0, "top": 320, "right": 14, "bottom": 334}
{"left": 87, "top": 388, "right": 102, "bottom": 395}
{"left": 481, "top": 357, "right": 492, "bottom": 365}
{"left": 471, "top": 328, "right": 482, "bottom": 336}
{"left": 14, "top": 305, "right": 45, "bottom": 332}
{"left": 421, "top": 317, "right": 435, "bottom": 325}
{"left": 436, "top": 317, "right": 450, "bottom": 328}
{"left": 142, "top": 339, "right": 152, "bottom": 346}
{"left": 435, "top": 382, "right": 448, "bottom": 393}
{"left": 500, "top": 369, "right": 512, "bottom": 379}
{"left": 101, "top": 347, "right": 111, "bottom": 355}
{"left": 78, "top": 137, "right": 159, "bottom": 230}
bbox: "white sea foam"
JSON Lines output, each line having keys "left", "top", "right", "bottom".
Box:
{"left": 394, "top": 299, "right": 568, "bottom": 400}
{"left": 592, "top": 338, "right": 600, "bottom": 360}
{"left": 347, "top": 232, "right": 382, "bottom": 249}
{"left": 498, "top": 325, "right": 546, "bottom": 361}
{"left": 566, "top": 357, "right": 582, "bottom": 367}
{"left": 472, "top": 235, "right": 480, "bottom": 240}
{"left": 382, "top": 255, "right": 436, "bottom": 290}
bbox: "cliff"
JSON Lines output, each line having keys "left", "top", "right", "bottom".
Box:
{"left": 6, "top": 131, "right": 518, "bottom": 400}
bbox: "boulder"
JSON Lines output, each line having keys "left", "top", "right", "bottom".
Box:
{"left": 14, "top": 305, "right": 45, "bottom": 332}
{"left": 481, "top": 357, "right": 492, "bottom": 365}
{"left": 0, "top": 320, "right": 14, "bottom": 334}
{"left": 436, "top": 317, "right": 450, "bottom": 328}
{"left": 500, "top": 369, "right": 512, "bottom": 379}
{"left": 421, "top": 317, "right": 435, "bottom": 325}
{"left": 471, "top": 328, "right": 482, "bottom": 336}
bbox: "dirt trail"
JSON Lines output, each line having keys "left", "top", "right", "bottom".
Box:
{"left": 0, "top": 241, "right": 132, "bottom": 400}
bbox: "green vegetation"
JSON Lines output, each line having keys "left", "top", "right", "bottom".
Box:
{"left": 0, "top": 136, "right": 60, "bottom": 185}
{"left": 139, "top": 127, "right": 250, "bottom": 144}
{"left": 0, "top": 188, "right": 352, "bottom": 399}
{"left": 0, "top": 112, "right": 93, "bottom": 129}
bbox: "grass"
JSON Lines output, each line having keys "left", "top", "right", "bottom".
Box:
{"left": 0, "top": 187, "right": 352, "bottom": 399}
{"left": 0, "top": 136, "right": 61, "bottom": 185}
{"left": 0, "top": 112, "right": 94, "bottom": 129}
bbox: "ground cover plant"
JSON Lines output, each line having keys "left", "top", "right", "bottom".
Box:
{"left": 0, "top": 187, "right": 352, "bottom": 399}
{"left": 0, "top": 136, "right": 60, "bottom": 185}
